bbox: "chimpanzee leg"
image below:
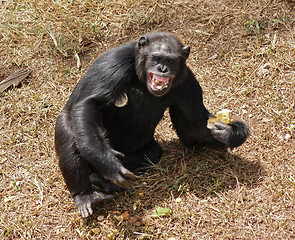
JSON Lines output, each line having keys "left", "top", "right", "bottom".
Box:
{"left": 123, "top": 139, "right": 163, "bottom": 174}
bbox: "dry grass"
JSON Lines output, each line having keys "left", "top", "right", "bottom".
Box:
{"left": 1, "top": 0, "right": 295, "bottom": 239}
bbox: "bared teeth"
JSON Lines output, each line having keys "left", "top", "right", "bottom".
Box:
{"left": 151, "top": 76, "right": 169, "bottom": 90}
{"left": 148, "top": 73, "right": 171, "bottom": 91}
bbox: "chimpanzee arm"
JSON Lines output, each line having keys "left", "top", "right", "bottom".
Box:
{"left": 71, "top": 98, "right": 137, "bottom": 186}
{"left": 169, "top": 70, "right": 249, "bottom": 149}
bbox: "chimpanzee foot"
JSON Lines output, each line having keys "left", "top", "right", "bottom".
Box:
{"left": 74, "top": 191, "right": 113, "bottom": 218}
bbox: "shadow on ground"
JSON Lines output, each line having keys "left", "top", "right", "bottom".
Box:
{"left": 82, "top": 140, "right": 264, "bottom": 237}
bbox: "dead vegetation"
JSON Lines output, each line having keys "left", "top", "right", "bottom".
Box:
{"left": 0, "top": 0, "right": 294, "bottom": 239}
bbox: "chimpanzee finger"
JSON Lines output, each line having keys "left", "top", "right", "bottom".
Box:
{"left": 214, "top": 122, "right": 232, "bottom": 131}
{"left": 112, "top": 174, "right": 133, "bottom": 187}
{"left": 78, "top": 202, "right": 92, "bottom": 218}
{"left": 211, "top": 129, "right": 228, "bottom": 144}
{"left": 90, "top": 172, "right": 122, "bottom": 192}
{"left": 111, "top": 149, "right": 125, "bottom": 158}
{"left": 119, "top": 166, "right": 139, "bottom": 181}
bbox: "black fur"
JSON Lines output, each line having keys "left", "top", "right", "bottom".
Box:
{"left": 55, "top": 32, "right": 249, "bottom": 217}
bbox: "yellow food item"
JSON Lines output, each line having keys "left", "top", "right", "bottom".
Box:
{"left": 207, "top": 109, "right": 231, "bottom": 129}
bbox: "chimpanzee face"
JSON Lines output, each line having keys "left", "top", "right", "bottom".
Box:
{"left": 146, "top": 44, "right": 180, "bottom": 96}
{"left": 135, "top": 33, "right": 190, "bottom": 97}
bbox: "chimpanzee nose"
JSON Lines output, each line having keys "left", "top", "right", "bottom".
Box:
{"left": 157, "top": 65, "right": 168, "bottom": 73}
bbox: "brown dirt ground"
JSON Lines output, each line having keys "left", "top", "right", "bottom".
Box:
{"left": 0, "top": 0, "right": 295, "bottom": 239}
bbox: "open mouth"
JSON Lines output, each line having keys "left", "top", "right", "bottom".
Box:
{"left": 148, "top": 72, "right": 172, "bottom": 95}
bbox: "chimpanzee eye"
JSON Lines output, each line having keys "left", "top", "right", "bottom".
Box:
{"left": 167, "top": 59, "right": 174, "bottom": 64}
{"left": 152, "top": 55, "right": 161, "bottom": 62}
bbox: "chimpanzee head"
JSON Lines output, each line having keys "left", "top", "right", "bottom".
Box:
{"left": 135, "top": 32, "right": 190, "bottom": 97}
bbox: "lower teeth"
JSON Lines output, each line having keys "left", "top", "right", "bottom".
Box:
{"left": 152, "top": 80, "right": 168, "bottom": 90}
{"left": 152, "top": 82, "right": 167, "bottom": 90}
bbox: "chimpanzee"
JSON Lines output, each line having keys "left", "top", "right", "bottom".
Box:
{"left": 55, "top": 32, "right": 249, "bottom": 217}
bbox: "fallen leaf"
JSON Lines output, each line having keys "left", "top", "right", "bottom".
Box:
{"left": 130, "top": 216, "right": 142, "bottom": 226}
{"left": 0, "top": 68, "right": 32, "bottom": 92}
{"left": 74, "top": 52, "right": 81, "bottom": 70}
{"left": 151, "top": 206, "right": 172, "bottom": 218}
{"left": 91, "top": 228, "right": 100, "bottom": 234}
{"left": 121, "top": 211, "right": 129, "bottom": 220}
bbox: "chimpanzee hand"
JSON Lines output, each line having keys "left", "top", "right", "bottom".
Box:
{"left": 211, "top": 121, "right": 249, "bottom": 148}
{"left": 101, "top": 149, "right": 138, "bottom": 188}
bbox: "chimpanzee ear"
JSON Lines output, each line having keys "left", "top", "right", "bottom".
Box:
{"left": 138, "top": 36, "right": 149, "bottom": 51}
{"left": 182, "top": 46, "right": 190, "bottom": 59}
